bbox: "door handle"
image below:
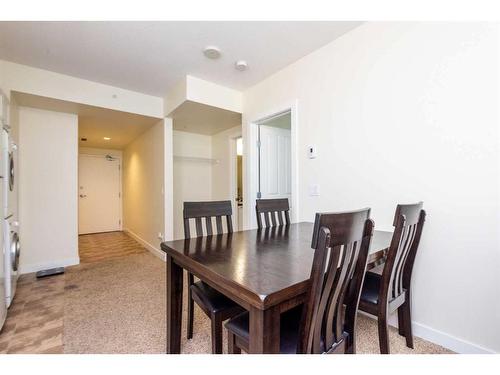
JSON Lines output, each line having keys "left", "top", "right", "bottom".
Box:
{"left": 79, "top": 194, "right": 87, "bottom": 198}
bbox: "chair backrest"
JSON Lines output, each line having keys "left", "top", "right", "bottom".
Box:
{"left": 381, "top": 202, "right": 426, "bottom": 302}
{"left": 255, "top": 198, "right": 290, "bottom": 228}
{"left": 183, "top": 201, "right": 233, "bottom": 239}
{"left": 299, "top": 208, "right": 373, "bottom": 354}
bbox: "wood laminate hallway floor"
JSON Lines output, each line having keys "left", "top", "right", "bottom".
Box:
{"left": 78, "top": 231, "right": 147, "bottom": 263}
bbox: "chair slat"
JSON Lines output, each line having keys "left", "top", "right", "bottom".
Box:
{"left": 195, "top": 218, "right": 203, "bottom": 237}
{"left": 264, "top": 212, "right": 270, "bottom": 227}
{"left": 205, "top": 217, "right": 213, "bottom": 236}
{"left": 216, "top": 216, "right": 223, "bottom": 234}
{"left": 184, "top": 218, "right": 191, "bottom": 239}
{"left": 256, "top": 212, "right": 263, "bottom": 228}
{"left": 269, "top": 211, "right": 276, "bottom": 227}
{"left": 277, "top": 211, "right": 284, "bottom": 225}
{"left": 284, "top": 210, "right": 291, "bottom": 225}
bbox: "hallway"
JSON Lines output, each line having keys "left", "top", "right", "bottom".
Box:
{"left": 78, "top": 232, "right": 146, "bottom": 264}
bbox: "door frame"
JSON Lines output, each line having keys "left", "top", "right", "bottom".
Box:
{"left": 245, "top": 100, "right": 299, "bottom": 229}
{"left": 228, "top": 130, "right": 243, "bottom": 231}
{"left": 78, "top": 152, "right": 123, "bottom": 234}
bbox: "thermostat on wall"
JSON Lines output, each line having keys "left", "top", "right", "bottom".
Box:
{"left": 308, "top": 145, "right": 317, "bottom": 159}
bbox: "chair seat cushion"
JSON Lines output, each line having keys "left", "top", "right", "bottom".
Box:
{"left": 190, "top": 281, "right": 240, "bottom": 314}
{"left": 225, "top": 305, "right": 303, "bottom": 353}
{"left": 360, "top": 271, "right": 381, "bottom": 305}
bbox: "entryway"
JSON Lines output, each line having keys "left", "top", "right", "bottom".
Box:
{"left": 78, "top": 153, "right": 121, "bottom": 234}
{"left": 76, "top": 104, "right": 166, "bottom": 262}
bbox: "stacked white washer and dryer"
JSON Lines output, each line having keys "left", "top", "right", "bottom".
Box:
{"left": 0, "top": 90, "right": 20, "bottom": 332}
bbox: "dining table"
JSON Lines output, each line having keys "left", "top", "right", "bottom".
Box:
{"left": 161, "top": 222, "right": 393, "bottom": 354}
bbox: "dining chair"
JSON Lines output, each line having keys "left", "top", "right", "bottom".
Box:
{"left": 255, "top": 198, "right": 290, "bottom": 228}
{"left": 225, "top": 208, "right": 374, "bottom": 354}
{"left": 183, "top": 200, "right": 245, "bottom": 354}
{"left": 359, "top": 202, "right": 426, "bottom": 354}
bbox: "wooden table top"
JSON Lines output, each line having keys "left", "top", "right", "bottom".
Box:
{"left": 161, "top": 222, "right": 392, "bottom": 309}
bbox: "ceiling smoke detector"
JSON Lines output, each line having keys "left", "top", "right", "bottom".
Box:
{"left": 203, "top": 46, "right": 221, "bottom": 59}
{"left": 235, "top": 60, "right": 248, "bottom": 71}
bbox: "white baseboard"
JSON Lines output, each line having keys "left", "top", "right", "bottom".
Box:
{"left": 123, "top": 228, "right": 166, "bottom": 262}
{"left": 359, "top": 311, "right": 495, "bottom": 354}
{"left": 412, "top": 321, "right": 495, "bottom": 354}
{"left": 20, "top": 257, "right": 80, "bottom": 275}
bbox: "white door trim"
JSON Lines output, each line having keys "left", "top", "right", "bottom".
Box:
{"left": 78, "top": 152, "right": 123, "bottom": 233}
{"left": 244, "top": 100, "right": 299, "bottom": 229}
{"left": 229, "top": 133, "right": 243, "bottom": 231}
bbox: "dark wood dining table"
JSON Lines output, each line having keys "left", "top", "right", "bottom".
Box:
{"left": 161, "top": 222, "right": 393, "bottom": 354}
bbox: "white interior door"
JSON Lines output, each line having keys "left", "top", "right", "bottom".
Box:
{"left": 78, "top": 155, "right": 121, "bottom": 235}
{"left": 258, "top": 125, "right": 292, "bottom": 203}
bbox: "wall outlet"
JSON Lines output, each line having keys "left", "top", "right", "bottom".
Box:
{"left": 309, "top": 184, "right": 320, "bottom": 196}
{"left": 158, "top": 232, "right": 163, "bottom": 241}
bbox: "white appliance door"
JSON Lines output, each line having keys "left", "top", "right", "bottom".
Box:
{"left": 0, "top": 173, "right": 6, "bottom": 328}
{"left": 258, "top": 125, "right": 292, "bottom": 202}
{"left": 78, "top": 155, "right": 121, "bottom": 235}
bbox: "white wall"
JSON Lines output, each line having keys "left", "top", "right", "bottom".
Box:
{"left": 122, "top": 120, "right": 165, "bottom": 258}
{"left": 0, "top": 60, "right": 163, "bottom": 118}
{"left": 18, "top": 107, "right": 79, "bottom": 273}
{"left": 211, "top": 125, "right": 242, "bottom": 201}
{"left": 79, "top": 147, "right": 122, "bottom": 159}
{"left": 164, "top": 75, "right": 243, "bottom": 116}
{"left": 172, "top": 130, "right": 213, "bottom": 239}
{"left": 242, "top": 23, "right": 499, "bottom": 353}
{"left": 171, "top": 126, "right": 242, "bottom": 239}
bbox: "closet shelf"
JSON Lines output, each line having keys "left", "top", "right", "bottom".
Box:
{"left": 173, "top": 155, "right": 220, "bottom": 164}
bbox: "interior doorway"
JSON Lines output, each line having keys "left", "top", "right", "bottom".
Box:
{"left": 78, "top": 153, "right": 122, "bottom": 234}
{"left": 247, "top": 105, "right": 297, "bottom": 228}
{"left": 257, "top": 111, "right": 292, "bottom": 204}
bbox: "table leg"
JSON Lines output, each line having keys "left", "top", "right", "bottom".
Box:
{"left": 166, "top": 255, "right": 183, "bottom": 354}
{"left": 248, "top": 305, "right": 280, "bottom": 353}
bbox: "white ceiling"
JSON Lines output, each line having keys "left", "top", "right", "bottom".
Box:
{"left": 0, "top": 21, "right": 362, "bottom": 97}
{"left": 13, "top": 92, "right": 160, "bottom": 149}
{"left": 171, "top": 101, "right": 241, "bottom": 135}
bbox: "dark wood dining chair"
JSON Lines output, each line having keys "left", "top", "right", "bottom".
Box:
{"left": 183, "top": 200, "right": 245, "bottom": 354}
{"left": 255, "top": 198, "right": 290, "bottom": 228}
{"left": 359, "top": 202, "right": 426, "bottom": 354}
{"left": 225, "top": 208, "right": 374, "bottom": 354}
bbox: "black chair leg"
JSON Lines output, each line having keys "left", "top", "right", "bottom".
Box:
{"left": 397, "top": 307, "right": 405, "bottom": 336}
{"left": 187, "top": 273, "right": 194, "bottom": 340}
{"left": 228, "top": 331, "right": 241, "bottom": 354}
{"left": 377, "top": 311, "right": 390, "bottom": 354}
{"left": 402, "top": 299, "right": 414, "bottom": 349}
{"left": 210, "top": 313, "right": 223, "bottom": 354}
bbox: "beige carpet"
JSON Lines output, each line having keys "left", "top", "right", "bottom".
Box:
{"left": 63, "top": 252, "right": 451, "bottom": 354}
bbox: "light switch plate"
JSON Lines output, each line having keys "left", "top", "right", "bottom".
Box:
{"left": 309, "top": 184, "right": 320, "bottom": 196}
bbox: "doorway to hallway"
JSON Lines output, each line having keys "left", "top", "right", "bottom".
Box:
{"left": 78, "top": 153, "right": 122, "bottom": 235}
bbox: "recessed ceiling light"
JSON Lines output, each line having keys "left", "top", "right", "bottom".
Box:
{"left": 235, "top": 60, "right": 248, "bottom": 71}
{"left": 203, "top": 46, "right": 221, "bottom": 59}
{"left": 103, "top": 137, "right": 111, "bottom": 141}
